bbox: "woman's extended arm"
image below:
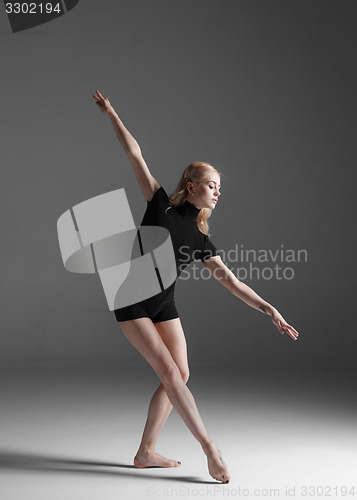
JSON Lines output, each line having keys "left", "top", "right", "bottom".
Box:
{"left": 92, "top": 90, "right": 160, "bottom": 201}
{"left": 203, "top": 256, "right": 300, "bottom": 340}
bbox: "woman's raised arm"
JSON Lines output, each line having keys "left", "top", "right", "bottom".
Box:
{"left": 93, "top": 90, "right": 160, "bottom": 201}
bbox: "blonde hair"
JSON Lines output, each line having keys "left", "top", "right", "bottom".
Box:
{"left": 166, "top": 161, "right": 221, "bottom": 236}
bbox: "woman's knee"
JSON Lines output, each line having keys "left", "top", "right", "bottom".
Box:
{"left": 180, "top": 368, "right": 190, "bottom": 384}
{"left": 160, "top": 364, "right": 189, "bottom": 386}
{"left": 159, "top": 363, "right": 183, "bottom": 386}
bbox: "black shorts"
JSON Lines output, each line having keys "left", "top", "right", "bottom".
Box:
{"left": 114, "top": 282, "right": 179, "bottom": 323}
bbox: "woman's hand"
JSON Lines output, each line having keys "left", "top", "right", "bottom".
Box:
{"left": 92, "top": 89, "right": 115, "bottom": 116}
{"left": 269, "top": 307, "right": 300, "bottom": 341}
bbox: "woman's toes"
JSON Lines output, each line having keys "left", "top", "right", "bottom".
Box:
{"left": 206, "top": 442, "right": 230, "bottom": 483}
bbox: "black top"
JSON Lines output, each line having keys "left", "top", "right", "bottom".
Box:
{"left": 140, "top": 185, "right": 218, "bottom": 278}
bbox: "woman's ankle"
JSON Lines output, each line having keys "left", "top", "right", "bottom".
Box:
{"left": 136, "top": 444, "right": 155, "bottom": 454}
{"left": 201, "top": 440, "right": 215, "bottom": 456}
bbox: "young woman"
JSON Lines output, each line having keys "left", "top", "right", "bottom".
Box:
{"left": 93, "top": 90, "right": 299, "bottom": 484}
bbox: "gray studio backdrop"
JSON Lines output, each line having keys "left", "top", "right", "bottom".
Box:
{"left": 0, "top": 1, "right": 355, "bottom": 368}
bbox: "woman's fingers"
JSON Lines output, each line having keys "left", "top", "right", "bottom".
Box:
{"left": 272, "top": 314, "right": 299, "bottom": 341}
{"left": 285, "top": 326, "right": 298, "bottom": 341}
{"left": 93, "top": 91, "right": 111, "bottom": 108}
{"left": 290, "top": 326, "right": 300, "bottom": 337}
{"left": 278, "top": 321, "right": 299, "bottom": 340}
{"left": 93, "top": 91, "right": 106, "bottom": 103}
{"left": 286, "top": 324, "right": 299, "bottom": 338}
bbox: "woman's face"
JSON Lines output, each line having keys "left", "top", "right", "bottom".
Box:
{"left": 187, "top": 173, "right": 221, "bottom": 210}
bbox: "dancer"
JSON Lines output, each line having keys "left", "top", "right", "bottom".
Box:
{"left": 93, "top": 90, "right": 299, "bottom": 484}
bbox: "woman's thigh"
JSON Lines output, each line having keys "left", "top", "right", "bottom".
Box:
{"left": 153, "top": 318, "right": 189, "bottom": 382}
{"left": 118, "top": 317, "right": 184, "bottom": 381}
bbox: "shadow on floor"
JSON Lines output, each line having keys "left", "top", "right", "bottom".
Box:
{"left": 0, "top": 449, "right": 215, "bottom": 484}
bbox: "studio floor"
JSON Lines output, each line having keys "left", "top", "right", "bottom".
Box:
{"left": 0, "top": 365, "right": 356, "bottom": 500}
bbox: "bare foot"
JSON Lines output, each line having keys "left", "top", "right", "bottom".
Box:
{"left": 134, "top": 449, "right": 181, "bottom": 468}
{"left": 204, "top": 441, "right": 230, "bottom": 483}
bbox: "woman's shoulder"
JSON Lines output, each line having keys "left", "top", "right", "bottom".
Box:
{"left": 146, "top": 185, "right": 169, "bottom": 204}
